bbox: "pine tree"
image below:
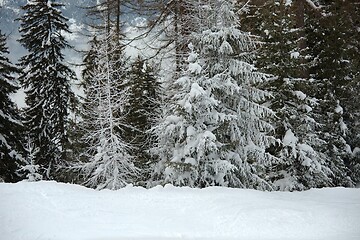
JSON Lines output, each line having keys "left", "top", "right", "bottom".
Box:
{"left": 239, "top": 0, "right": 338, "bottom": 190}
{"left": 80, "top": 32, "right": 138, "bottom": 190}
{"left": 243, "top": 0, "right": 360, "bottom": 189}
{"left": 306, "top": 0, "right": 359, "bottom": 186}
{"left": 347, "top": 2, "right": 360, "bottom": 184}
{"left": 151, "top": 0, "right": 276, "bottom": 189}
{"left": 18, "top": 0, "right": 76, "bottom": 180}
{"left": 0, "top": 31, "right": 25, "bottom": 182}
{"left": 82, "top": 36, "right": 100, "bottom": 91}
{"left": 124, "top": 56, "right": 161, "bottom": 183}
{"left": 18, "top": 138, "right": 43, "bottom": 182}
{"left": 74, "top": 36, "right": 101, "bottom": 160}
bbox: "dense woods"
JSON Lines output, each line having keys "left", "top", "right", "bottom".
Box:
{"left": 0, "top": 0, "right": 359, "bottom": 191}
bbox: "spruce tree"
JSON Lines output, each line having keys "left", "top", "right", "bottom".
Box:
{"left": 18, "top": 0, "right": 76, "bottom": 180}
{"left": 307, "top": 0, "right": 359, "bottom": 186}
{"left": 80, "top": 31, "right": 138, "bottom": 190}
{"left": 76, "top": 36, "right": 100, "bottom": 155}
{"left": 240, "top": 0, "right": 339, "bottom": 190}
{"left": 0, "top": 31, "right": 25, "bottom": 182}
{"left": 151, "top": 0, "right": 276, "bottom": 189}
{"left": 124, "top": 56, "right": 161, "bottom": 182}
{"left": 19, "top": 138, "right": 43, "bottom": 182}
{"left": 81, "top": 36, "right": 100, "bottom": 92}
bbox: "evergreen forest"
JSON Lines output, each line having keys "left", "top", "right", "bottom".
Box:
{"left": 0, "top": 0, "right": 359, "bottom": 191}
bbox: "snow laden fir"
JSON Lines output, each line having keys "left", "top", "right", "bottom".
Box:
{"left": 151, "top": 2, "right": 276, "bottom": 189}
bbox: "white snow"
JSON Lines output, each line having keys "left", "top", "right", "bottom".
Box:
{"left": 353, "top": 147, "right": 360, "bottom": 156}
{"left": 305, "top": 0, "right": 321, "bottom": 10}
{"left": 302, "top": 104, "right": 312, "bottom": 113}
{"left": 1, "top": 181, "right": 359, "bottom": 240}
{"left": 339, "top": 117, "right": 348, "bottom": 135}
{"left": 188, "top": 62, "right": 202, "bottom": 74}
{"left": 283, "top": 129, "right": 298, "bottom": 146}
{"left": 290, "top": 51, "right": 300, "bottom": 59}
{"left": 285, "top": 0, "right": 293, "bottom": 6}
{"left": 293, "top": 90, "right": 306, "bottom": 101}
{"left": 335, "top": 102, "right": 343, "bottom": 114}
{"left": 298, "top": 143, "right": 315, "bottom": 153}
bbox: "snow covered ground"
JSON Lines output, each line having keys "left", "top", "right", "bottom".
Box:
{"left": 0, "top": 181, "right": 359, "bottom": 240}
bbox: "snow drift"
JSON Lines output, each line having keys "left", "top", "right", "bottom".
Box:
{"left": 0, "top": 181, "right": 359, "bottom": 240}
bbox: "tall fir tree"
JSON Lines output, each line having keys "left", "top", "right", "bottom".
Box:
{"left": 124, "top": 56, "right": 161, "bottom": 183}
{"left": 151, "top": 0, "right": 276, "bottom": 189}
{"left": 78, "top": 0, "right": 144, "bottom": 189}
{"left": 0, "top": 31, "right": 25, "bottom": 182}
{"left": 86, "top": 0, "right": 131, "bottom": 138}
{"left": 82, "top": 36, "right": 100, "bottom": 92}
{"left": 69, "top": 36, "right": 101, "bottom": 168}
{"left": 245, "top": 0, "right": 359, "bottom": 189}
{"left": 18, "top": 0, "right": 76, "bottom": 180}
{"left": 307, "top": 0, "right": 360, "bottom": 186}
{"left": 80, "top": 35, "right": 138, "bottom": 190}
{"left": 239, "top": 0, "right": 341, "bottom": 190}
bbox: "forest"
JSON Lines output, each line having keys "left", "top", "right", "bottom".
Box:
{"left": 0, "top": 0, "right": 359, "bottom": 191}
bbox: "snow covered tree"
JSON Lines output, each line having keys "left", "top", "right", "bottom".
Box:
{"left": 19, "top": 138, "right": 43, "bottom": 182}
{"left": 73, "top": 36, "right": 100, "bottom": 157}
{"left": 80, "top": 31, "right": 138, "bottom": 190}
{"left": 124, "top": 56, "right": 161, "bottom": 182}
{"left": 18, "top": 0, "right": 76, "bottom": 180}
{"left": 306, "top": 0, "right": 359, "bottom": 186}
{"left": 0, "top": 30, "right": 25, "bottom": 182}
{"left": 240, "top": 0, "right": 359, "bottom": 190}
{"left": 81, "top": 36, "right": 100, "bottom": 95}
{"left": 86, "top": 0, "right": 132, "bottom": 136}
{"left": 238, "top": 0, "right": 340, "bottom": 190}
{"left": 151, "top": 0, "right": 276, "bottom": 189}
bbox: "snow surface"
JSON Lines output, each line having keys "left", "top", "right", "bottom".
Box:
{"left": 0, "top": 181, "right": 360, "bottom": 240}
{"left": 283, "top": 129, "right": 297, "bottom": 146}
{"left": 293, "top": 91, "right": 306, "bottom": 101}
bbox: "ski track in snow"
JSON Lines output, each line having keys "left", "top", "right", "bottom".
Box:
{"left": 0, "top": 181, "right": 359, "bottom": 240}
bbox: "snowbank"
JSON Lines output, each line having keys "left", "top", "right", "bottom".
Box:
{"left": 0, "top": 181, "right": 359, "bottom": 240}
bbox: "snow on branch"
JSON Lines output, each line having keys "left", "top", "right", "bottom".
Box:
{"left": 305, "top": 0, "right": 321, "bottom": 11}
{"left": 304, "top": 0, "right": 326, "bottom": 17}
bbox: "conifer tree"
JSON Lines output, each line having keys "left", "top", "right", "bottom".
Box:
{"left": 242, "top": 0, "right": 359, "bottom": 189}
{"left": 80, "top": 30, "right": 138, "bottom": 190}
{"left": 82, "top": 36, "right": 100, "bottom": 91}
{"left": 240, "top": 0, "right": 338, "bottom": 190}
{"left": 18, "top": 138, "right": 42, "bottom": 182}
{"left": 151, "top": 0, "right": 276, "bottom": 189}
{"left": 78, "top": 36, "right": 100, "bottom": 143}
{"left": 78, "top": 0, "right": 142, "bottom": 189}
{"left": 18, "top": 0, "right": 76, "bottom": 180}
{"left": 0, "top": 31, "right": 25, "bottom": 182}
{"left": 124, "top": 56, "right": 161, "bottom": 182}
{"left": 306, "top": 0, "right": 359, "bottom": 186}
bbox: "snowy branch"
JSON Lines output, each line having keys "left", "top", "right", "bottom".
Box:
{"left": 304, "top": 0, "right": 321, "bottom": 10}
{"left": 304, "top": 0, "right": 326, "bottom": 17}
